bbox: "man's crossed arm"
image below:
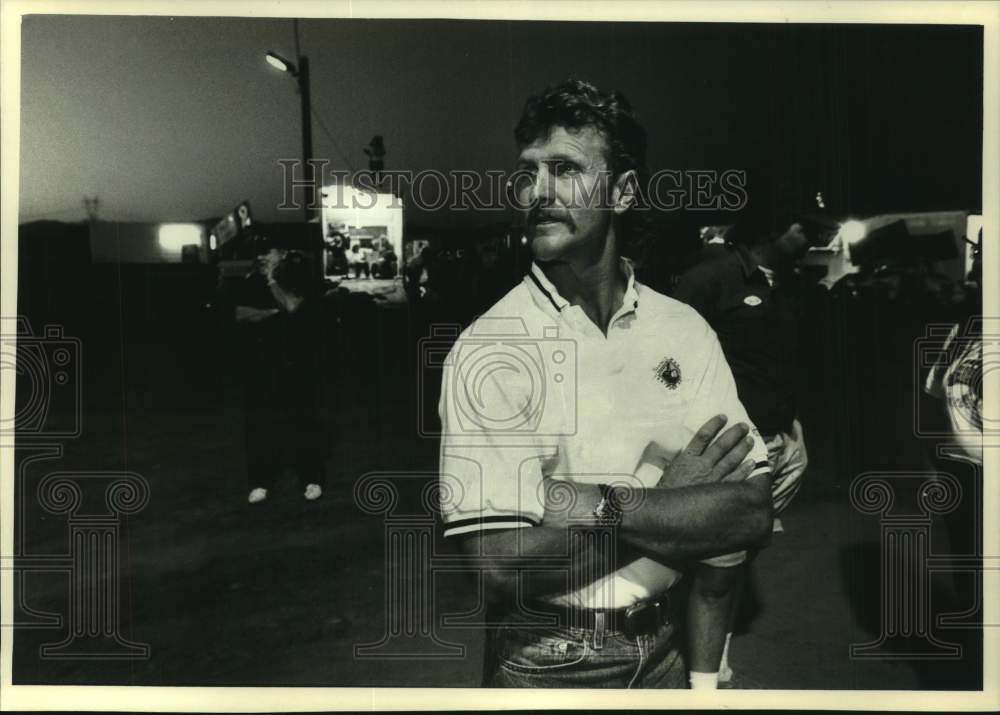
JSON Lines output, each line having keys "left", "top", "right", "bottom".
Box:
{"left": 458, "top": 415, "right": 773, "bottom": 602}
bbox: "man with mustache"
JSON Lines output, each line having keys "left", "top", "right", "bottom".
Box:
{"left": 437, "top": 79, "right": 772, "bottom": 688}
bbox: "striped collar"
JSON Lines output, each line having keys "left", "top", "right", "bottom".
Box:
{"left": 525, "top": 258, "right": 640, "bottom": 320}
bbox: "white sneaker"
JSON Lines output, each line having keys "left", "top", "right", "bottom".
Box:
{"left": 303, "top": 484, "right": 323, "bottom": 501}
{"left": 248, "top": 487, "right": 268, "bottom": 504}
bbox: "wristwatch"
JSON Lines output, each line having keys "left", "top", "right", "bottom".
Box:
{"left": 593, "top": 483, "right": 624, "bottom": 527}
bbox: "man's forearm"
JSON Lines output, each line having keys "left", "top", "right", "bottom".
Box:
{"left": 619, "top": 477, "right": 772, "bottom": 561}
{"left": 687, "top": 563, "right": 742, "bottom": 676}
{"left": 234, "top": 305, "right": 277, "bottom": 322}
{"left": 461, "top": 477, "right": 770, "bottom": 605}
{"left": 461, "top": 525, "right": 622, "bottom": 605}
{"left": 268, "top": 281, "right": 303, "bottom": 313}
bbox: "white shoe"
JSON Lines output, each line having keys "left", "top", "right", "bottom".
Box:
{"left": 248, "top": 487, "right": 268, "bottom": 504}
{"left": 304, "top": 484, "right": 323, "bottom": 501}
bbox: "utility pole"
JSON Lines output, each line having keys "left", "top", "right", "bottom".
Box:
{"left": 83, "top": 196, "right": 100, "bottom": 222}
{"left": 266, "top": 21, "right": 315, "bottom": 223}
{"left": 298, "top": 54, "right": 314, "bottom": 222}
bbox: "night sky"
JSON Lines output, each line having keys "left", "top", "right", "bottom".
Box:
{"left": 19, "top": 15, "right": 984, "bottom": 227}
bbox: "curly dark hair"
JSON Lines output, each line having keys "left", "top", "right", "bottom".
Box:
{"left": 513, "top": 78, "right": 653, "bottom": 260}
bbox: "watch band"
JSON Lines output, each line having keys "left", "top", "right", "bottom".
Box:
{"left": 594, "top": 483, "right": 624, "bottom": 527}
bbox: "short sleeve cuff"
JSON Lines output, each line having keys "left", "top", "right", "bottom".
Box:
{"left": 700, "top": 550, "right": 747, "bottom": 568}
{"left": 749, "top": 460, "right": 771, "bottom": 480}
{"left": 442, "top": 514, "right": 540, "bottom": 538}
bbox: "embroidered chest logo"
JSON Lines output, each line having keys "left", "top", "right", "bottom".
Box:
{"left": 655, "top": 357, "right": 682, "bottom": 389}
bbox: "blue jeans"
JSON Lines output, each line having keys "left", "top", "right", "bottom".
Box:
{"left": 487, "top": 617, "right": 686, "bottom": 688}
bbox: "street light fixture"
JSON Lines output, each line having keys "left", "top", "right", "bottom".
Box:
{"left": 264, "top": 51, "right": 295, "bottom": 74}
{"left": 264, "top": 43, "right": 314, "bottom": 223}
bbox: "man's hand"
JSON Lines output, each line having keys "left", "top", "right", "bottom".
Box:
{"left": 789, "top": 418, "right": 808, "bottom": 470}
{"left": 258, "top": 252, "right": 281, "bottom": 281}
{"left": 657, "top": 415, "right": 755, "bottom": 489}
{"left": 235, "top": 305, "right": 279, "bottom": 323}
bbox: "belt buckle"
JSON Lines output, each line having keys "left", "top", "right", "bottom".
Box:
{"left": 623, "top": 599, "right": 661, "bottom": 639}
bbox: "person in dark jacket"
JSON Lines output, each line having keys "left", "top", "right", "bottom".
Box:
{"left": 235, "top": 243, "right": 326, "bottom": 503}
{"left": 672, "top": 201, "right": 811, "bottom": 683}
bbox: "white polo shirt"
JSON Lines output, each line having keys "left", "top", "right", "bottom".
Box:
{"left": 438, "top": 259, "right": 771, "bottom": 609}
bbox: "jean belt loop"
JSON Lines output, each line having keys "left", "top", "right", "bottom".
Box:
{"left": 592, "top": 611, "right": 606, "bottom": 651}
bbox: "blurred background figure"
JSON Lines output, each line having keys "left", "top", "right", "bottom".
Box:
{"left": 673, "top": 193, "right": 814, "bottom": 520}
{"left": 349, "top": 243, "right": 371, "bottom": 279}
{"left": 368, "top": 233, "right": 397, "bottom": 278}
{"left": 325, "top": 226, "right": 350, "bottom": 277}
{"left": 404, "top": 244, "right": 433, "bottom": 303}
{"left": 233, "top": 239, "right": 327, "bottom": 504}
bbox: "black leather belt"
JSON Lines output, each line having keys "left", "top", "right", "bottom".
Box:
{"left": 532, "top": 595, "right": 671, "bottom": 638}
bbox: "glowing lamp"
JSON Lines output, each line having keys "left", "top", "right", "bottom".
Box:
{"left": 838, "top": 220, "right": 867, "bottom": 246}
{"left": 265, "top": 51, "right": 297, "bottom": 75}
{"left": 158, "top": 223, "right": 204, "bottom": 252}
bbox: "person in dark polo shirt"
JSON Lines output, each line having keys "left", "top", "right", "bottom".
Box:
{"left": 672, "top": 200, "right": 811, "bottom": 684}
